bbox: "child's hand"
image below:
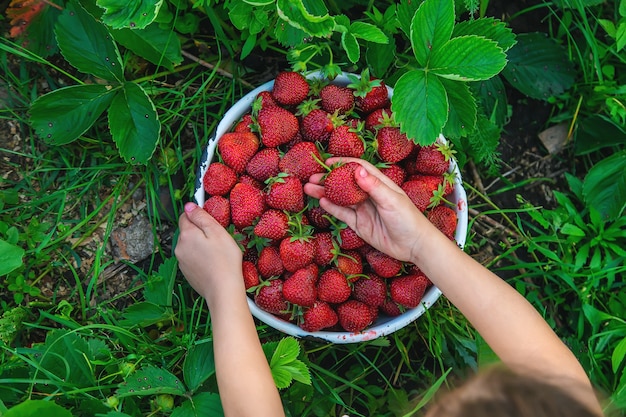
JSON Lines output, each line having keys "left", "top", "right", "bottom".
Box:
{"left": 304, "top": 158, "right": 436, "bottom": 265}
{"left": 175, "top": 202, "right": 243, "bottom": 300}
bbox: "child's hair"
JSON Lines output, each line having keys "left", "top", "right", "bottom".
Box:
{"left": 424, "top": 365, "right": 601, "bottom": 417}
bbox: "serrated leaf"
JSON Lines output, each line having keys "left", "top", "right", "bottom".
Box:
{"left": 171, "top": 392, "right": 224, "bottom": 417}
{"left": 5, "top": 400, "right": 72, "bottom": 417}
{"left": 270, "top": 337, "right": 300, "bottom": 367}
{"left": 464, "top": 112, "right": 501, "bottom": 172}
{"left": 117, "top": 365, "right": 186, "bottom": 397}
{"left": 55, "top": 2, "right": 124, "bottom": 82}
{"left": 143, "top": 257, "right": 178, "bottom": 306}
{"left": 396, "top": 0, "right": 420, "bottom": 37}
{"left": 268, "top": 338, "right": 311, "bottom": 389}
{"left": 430, "top": 36, "right": 506, "bottom": 81}
{"left": 108, "top": 82, "right": 160, "bottom": 164}
{"left": 366, "top": 37, "right": 396, "bottom": 77}
{"left": 342, "top": 31, "right": 360, "bottom": 63}
{"left": 410, "top": 0, "right": 455, "bottom": 66}
{"left": 183, "top": 342, "right": 216, "bottom": 393}
{"left": 97, "top": 0, "right": 163, "bottom": 30}
{"left": 350, "top": 21, "right": 388, "bottom": 43}
{"left": 0, "top": 240, "right": 24, "bottom": 276}
{"left": 12, "top": 4, "right": 63, "bottom": 57}
{"left": 582, "top": 149, "right": 626, "bottom": 221}
{"left": 502, "top": 32, "right": 575, "bottom": 100}
{"left": 121, "top": 302, "right": 172, "bottom": 327}
{"left": 274, "top": 16, "right": 309, "bottom": 47}
{"left": 112, "top": 23, "right": 182, "bottom": 70}
{"left": 470, "top": 75, "right": 508, "bottom": 128}
{"left": 391, "top": 70, "right": 448, "bottom": 145}
{"left": 440, "top": 78, "right": 476, "bottom": 138}
{"left": 276, "top": 0, "right": 334, "bottom": 38}
{"left": 452, "top": 17, "right": 516, "bottom": 52}
{"left": 34, "top": 330, "right": 96, "bottom": 388}
{"left": 31, "top": 84, "right": 117, "bottom": 145}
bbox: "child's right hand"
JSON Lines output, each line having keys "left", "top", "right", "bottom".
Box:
{"left": 304, "top": 158, "right": 437, "bottom": 265}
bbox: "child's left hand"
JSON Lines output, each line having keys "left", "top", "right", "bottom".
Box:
{"left": 175, "top": 202, "right": 243, "bottom": 301}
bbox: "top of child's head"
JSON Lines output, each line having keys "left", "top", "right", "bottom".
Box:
{"left": 424, "top": 365, "right": 603, "bottom": 417}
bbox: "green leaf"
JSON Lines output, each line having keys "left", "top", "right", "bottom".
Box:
{"left": 276, "top": 0, "right": 335, "bottom": 38}
{"left": 613, "top": 337, "right": 626, "bottom": 374}
{"left": 616, "top": 22, "right": 626, "bottom": 51}
{"left": 112, "top": 23, "right": 182, "bottom": 70}
{"left": 470, "top": 76, "right": 508, "bottom": 128}
{"left": 5, "top": 400, "right": 72, "bottom": 417}
{"left": 440, "top": 78, "right": 477, "bottom": 138}
{"left": 143, "top": 257, "right": 178, "bottom": 306}
{"left": 430, "top": 36, "right": 506, "bottom": 81}
{"left": 560, "top": 223, "right": 586, "bottom": 237}
{"left": 171, "top": 392, "right": 224, "bottom": 417}
{"left": 274, "top": 18, "right": 309, "bottom": 47}
{"left": 349, "top": 21, "right": 388, "bottom": 43}
{"left": 117, "top": 365, "right": 187, "bottom": 397}
{"left": 341, "top": 31, "right": 360, "bottom": 63}
{"left": 0, "top": 240, "right": 24, "bottom": 276}
{"left": 410, "top": 0, "right": 455, "bottom": 66}
{"left": 121, "top": 302, "right": 172, "bottom": 327}
{"left": 401, "top": 368, "right": 452, "bottom": 417}
{"left": 97, "top": 0, "right": 163, "bottom": 30}
{"left": 464, "top": 112, "right": 501, "bottom": 170}
{"left": 391, "top": 70, "right": 448, "bottom": 145}
{"left": 19, "top": 5, "right": 63, "bottom": 57}
{"left": 30, "top": 84, "right": 117, "bottom": 145}
{"left": 55, "top": 2, "right": 124, "bottom": 82}
{"left": 268, "top": 337, "right": 311, "bottom": 389}
{"left": 502, "top": 32, "right": 575, "bottom": 100}
{"left": 599, "top": 19, "right": 617, "bottom": 37}
{"left": 582, "top": 149, "right": 626, "bottom": 221}
{"left": 452, "top": 17, "right": 516, "bottom": 52}
{"left": 366, "top": 37, "right": 397, "bottom": 77}
{"left": 575, "top": 115, "right": 626, "bottom": 155}
{"left": 183, "top": 342, "right": 216, "bottom": 393}
{"left": 396, "top": 0, "right": 420, "bottom": 37}
{"left": 108, "top": 82, "right": 160, "bottom": 164}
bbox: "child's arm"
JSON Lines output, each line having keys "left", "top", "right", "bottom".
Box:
{"left": 305, "top": 158, "right": 601, "bottom": 413}
{"left": 175, "top": 203, "right": 285, "bottom": 417}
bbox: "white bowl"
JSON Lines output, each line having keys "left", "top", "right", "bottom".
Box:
{"left": 194, "top": 71, "right": 468, "bottom": 343}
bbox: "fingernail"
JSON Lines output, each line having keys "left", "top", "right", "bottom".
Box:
{"left": 184, "top": 202, "right": 198, "bottom": 213}
{"left": 359, "top": 167, "right": 367, "bottom": 177}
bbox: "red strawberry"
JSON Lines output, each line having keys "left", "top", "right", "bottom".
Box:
{"left": 202, "top": 195, "right": 230, "bottom": 228}
{"left": 376, "top": 127, "right": 415, "bottom": 163}
{"left": 254, "top": 209, "right": 289, "bottom": 241}
{"left": 271, "top": 71, "right": 310, "bottom": 106}
{"left": 307, "top": 199, "right": 332, "bottom": 229}
{"left": 324, "top": 162, "right": 368, "bottom": 207}
{"left": 380, "top": 297, "right": 403, "bottom": 317}
{"left": 255, "top": 90, "right": 279, "bottom": 108}
{"left": 319, "top": 84, "right": 354, "bottom": 114}
{"left": 390, "top": 274, "right": 429, "bottom": 308}
{"left": 427, "top": 205, "right": 457, "bottom": 240}
{"left": 328, "top": 125, "right": 364, "bottom": 158}
{"left": 266, "top": 174, "right": 305, "bottom": 212}
{"left": 336, "top": 250, "right": 363, "bottom": 277}
{"left": 313, "top": 231, "right": 338, "bottom": 266}
{"left": 401, "top": 178, "right": 436, "bottom": 212}
{"left": 279, "top": 236, "right": 315, "bottom": 272}
{"left": 301, "top": 301, "right": 338, "bottom": 332}
{"left": 364, "top": 248, "right": 402, "bottom": 278}
{"left": 242, "top": 260, "right": 260, "bottom": 289}
{"left": 353, "top": 274, "right": 387, "bottom": 307}
{"left": 234, "top": 113, "right": 254, "bottom": 133}
{"left": 246, "top": 147, "right": 281, "bottom": 182}
{"left": 301, "top": 108, "right": 334, "bottom": 143}
{"left": 217, "top": 132, "right": 260, "bottom": 173}
{"left": 337, "top": 300, "right": 376, "bottom": 332}
{"left": 380, "top": 164, "right": 406, "bottom": 186}
{"left": 279, "top": 141, "right": 326, "bottom": 183}
{"left": 317, "top": 268, "right": 351, "bottom": 304}
{"left": 239, "top": 174, "right": 263, "bottom": 190}
{"left": 258, "top": 246, "right": 285, "bottom": 278}
{"left": 364, "top": 107, "right": 392, "bottom": 132}
{"left": 282, "top": 264, "right": 318, "bottom": 307}
{"left": 255, "top": 279, "right": 288, "bottom": 314}
{"left": 229, "top": 182, "right": 266, "bottom": 228}
{"left": 415, "top": 143, "right": 453, "bottom": 176}
{"left": 337, "top": 225, "right": 365, "bottom": 250}
{"left": 258, "top": 106, "right": 299, "bottom": 147}
{"left": 348, "top": 69, "right": 390, "bottom": 114}
{"left": 203, "top": 162, "right": 237, "bottom": 196}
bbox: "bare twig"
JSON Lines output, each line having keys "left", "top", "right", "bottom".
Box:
{"left": 181, "top": 50, "right": 255, "bottom": 89}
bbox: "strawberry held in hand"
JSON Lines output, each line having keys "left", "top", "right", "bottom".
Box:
{"left": 324, "top": 162, "right": 368, "bottom": 207}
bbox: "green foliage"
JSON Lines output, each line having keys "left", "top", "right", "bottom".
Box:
{"left": 4, "top": 400, "right": 72, "bottom": 417}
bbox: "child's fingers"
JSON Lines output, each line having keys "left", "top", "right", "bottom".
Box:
{"left": 303, "top": 182, "right": 325, "bottom": 199}
{"left": 307, "top": 172, "right": 325, "bottom": 185}
{"left": 184, "top": 202, "right": 221, "bottom": 237}
{"left": 318, "top": 197, "right": 357, "bottom": 225}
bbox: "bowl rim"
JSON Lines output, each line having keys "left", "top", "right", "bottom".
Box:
{"left": 194, "top": 71, "right": 468, "bottom": 343}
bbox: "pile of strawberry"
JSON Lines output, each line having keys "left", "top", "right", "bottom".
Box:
{"left": 201, "top": 70, "right": 458, "bottom": 334}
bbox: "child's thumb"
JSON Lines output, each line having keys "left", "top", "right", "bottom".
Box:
{"left": 354, "top": 165, "right": 392, "bottom": 205}
{"left": 184, "top": 202, "right": 218, "bottom": 234}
